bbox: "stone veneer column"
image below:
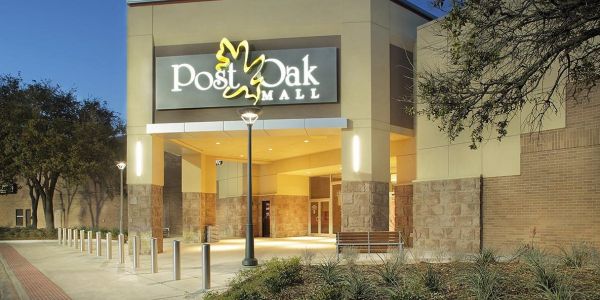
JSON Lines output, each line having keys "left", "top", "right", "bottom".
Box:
{"left": 394, "top": 185, "right": 413, "bottom": 246}
{"left": 341, "top": 181, "right": 389, "bottom": 231}
{"left": 413, "top": 178, "right": 481, "bottom": 253}
{"left": 182, "top": 154, "right": 217, "bottom": 243}
{"left": 128, "top": 184, "right": 164, "bottom": 253}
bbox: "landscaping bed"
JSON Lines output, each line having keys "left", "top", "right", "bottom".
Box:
{"left": 206, "top": 246, "right": 600, "bottom": 300}
{"left": 0, "top": 227, "right": 57, "bottom": 240}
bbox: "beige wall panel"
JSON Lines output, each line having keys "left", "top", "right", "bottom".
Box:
{"left": 127, "top": 5, "right": 152, "bottom": 36}
{"left": 152, "top": 0, "right": 343, "bottom": 46}
{"left": 416, "top": 146, "right": 448, "bottom": 180}
{"left": 389, "top": 2, "right": 428, "bottom": 50}
{"left": 448, "top": 143, "right": 482, "bottom": 179}
{"left": 482, "top": 135, "right": 520, "bottom": 177}
{"left": 342, "top": 0, "right": 371, "bottom": 23}
{"left": 395, "top": 154, "right": 416, "bottom": 184}
{"left": 277, "top": 175, "right": 309, "bottom": 196}
{"left": 390, "top": 138, "right": 416, "bottom": 156}
{"left": 181, "top": 154, "right": 201, "bottom": 193}
{"left": 371, "top": 23, "right": 391, "bottom": 124}
{"left": 126, "top": 35, "right": 153, "bottom": 128}
{"left": 341, "top": 23, "right": 373, "bottom": 119}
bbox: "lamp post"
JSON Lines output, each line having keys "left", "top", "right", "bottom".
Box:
{"left": 116, "top": 162, "right": 126, "bottom": 235}
{"left": 239, "top": 107, "right": 261, "bottom": 267}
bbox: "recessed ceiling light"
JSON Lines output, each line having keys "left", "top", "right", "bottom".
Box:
{"left": 268, "top": 148, "right": 273, "bottom": 151}
{"left": 303, "top": 139, "right": 309, "bottom": 143}
{"left": 216, "top": 142, "right": 221, "bottom": 145}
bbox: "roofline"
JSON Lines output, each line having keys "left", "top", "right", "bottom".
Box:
{"left": 390, "top": 0, "right": 436, "bottom": 21}
{"left": 127, "top": 0, "right": 438, "bottom": 20}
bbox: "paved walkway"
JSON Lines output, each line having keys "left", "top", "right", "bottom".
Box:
{"left": 0, "top": 237, "right": 336, "bottom": 300}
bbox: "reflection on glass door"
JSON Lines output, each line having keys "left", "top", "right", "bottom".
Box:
{"left": 310, "top": 200, "right": 331, "bottom": 235}
{"left": 310, "top": 202, "right": 319, "bottom": 234}
{"left": 320, "top": 202, "right": 329, "bottom": 234}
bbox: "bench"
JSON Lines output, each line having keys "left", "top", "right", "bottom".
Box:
{"left": 336, "top": 231, "right": 403, "bottom": 260}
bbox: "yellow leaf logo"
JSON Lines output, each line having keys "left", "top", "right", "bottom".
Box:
{"left": 215, "top": 38, "right": 265, "bottom": 105}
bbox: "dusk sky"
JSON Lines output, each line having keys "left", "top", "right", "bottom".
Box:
{"left": 0, "top": 1, "right": 442, "bottom": 120}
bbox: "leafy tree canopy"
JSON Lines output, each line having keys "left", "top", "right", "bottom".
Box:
{"left": 0, "top": 74, "right": 124, "bottom": 229}
{"left": 419, "top": 0, "right": 600, "bottom": 148}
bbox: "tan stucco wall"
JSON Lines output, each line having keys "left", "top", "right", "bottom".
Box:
{"left": 415, "top": 21, "right": 566, "bottom": 181}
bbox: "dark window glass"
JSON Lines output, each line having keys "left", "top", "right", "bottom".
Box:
{"left": 16, "top": 209, "right": 24, "bottom": 227}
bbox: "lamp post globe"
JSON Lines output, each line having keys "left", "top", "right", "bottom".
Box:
{"left": 116, "top": 162, "right": 126, "bottom": 235}
{"left": 238, "top": 107, "right": 261, "bottom": 267}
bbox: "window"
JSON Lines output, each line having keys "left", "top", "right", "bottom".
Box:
{"left": 15, "top": 209, "right": 31, "bottom": 227}
{"left": 16, "top": 209, "right": 24, "bottom": 227}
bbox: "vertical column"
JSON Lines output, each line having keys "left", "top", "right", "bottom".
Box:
{"left": 181, "top": 154, "right": 216, "bottom": 243}
{"left": 340, "top": 0, "right": 391, "bottom": 231}
{"left": 127, "top": 8, "right": 164, "bottom": 254}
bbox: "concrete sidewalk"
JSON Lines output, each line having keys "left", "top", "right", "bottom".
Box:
{"left": 0, "top": 237, "right": 336, "bottom": 300}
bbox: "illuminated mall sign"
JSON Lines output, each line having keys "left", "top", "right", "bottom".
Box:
{"left": 155, "top": 38, "right": 338, "bottom": 110}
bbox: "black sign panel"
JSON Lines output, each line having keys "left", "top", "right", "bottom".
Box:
{"left": 155, "top": 47, "right": 338, "bottom": 110}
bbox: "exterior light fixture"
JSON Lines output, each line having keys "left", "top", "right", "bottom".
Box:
{"left": 237, "top": 106, "right": 262, "bottom": 267}
{"left": 116, "top": 162, "right": 127, "bottom": 235}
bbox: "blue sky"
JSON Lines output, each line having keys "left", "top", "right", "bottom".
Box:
{"left": 0, "top": 1, "right": 441, "bottom": 120}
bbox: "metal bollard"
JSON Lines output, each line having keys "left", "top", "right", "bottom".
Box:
{"left": 80, "top": 230, "right": 85, "bottom": 252}
{"left": 96, "top": 232, "right": 102, "bottom": 256}
{"left": 67, "top": 228, "right": 72, "bottom": 247}
{"left": 118, "top": 234, "right": 124, "bottom": 264}
{"left": 150, "top": 238, "right": 158, "bottom": 273}
{"left": 132, "top": 235, "right": 139, "bottom": 269}
{"left": 62, "top": 228, "right": 67, "bottom": 245}
{"left": 87, "top": 231, "right": 93, "bottom": 255}
{"left": 173, "top": 240, "right": 181, "bottom": 280}
{"left": 58, "top": 227, "right": 62, "bottom": 245}
{"left": 73, "top": 229, "right": 78, "bottom": 249}
{"left": 202, "top": 243, "right": 211, "bottom": 290}
{"left": 106, "top": 233, "right": 112, "bottom": 260}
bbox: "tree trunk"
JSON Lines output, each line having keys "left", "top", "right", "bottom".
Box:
{"left": 27, "top": 181, "right": 39, "bottom": 229}
{"left": 43, "top": 174, "right": 59, "bottom": 230}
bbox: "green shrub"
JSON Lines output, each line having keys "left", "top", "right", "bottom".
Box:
{"left": 309, "top": 284, "right": 343, "bottom": 300}
{"left": 472, "top": 248, "right": 497, "bottom": 266}
{"left": 0, "top": 227, "right": 56, "bottom": 240}
{"left": 559, "top": 243, "right": 592, "bottom": 269}
{"left": 421, "top": 264, "right": 443, "bottom": 293}
{"left": 387, "top": 275, "right": 428, "bottom": 300}
{"left": 314, "top": 256, "right": 344, "bottom": 286}
{"left": 261, "top": 257, "right": 303, "bottom": 294}
{"left": 375, "top": 254, "right": 403, "bottom": 286}
{"left": 342, "top": 271, "right": 376, "bottom": 300}
{"left": 463, "top": 264, "right": 501, "bottom": 300}
{"left": 522, "top": 248, "right": 578, "bottom": 299}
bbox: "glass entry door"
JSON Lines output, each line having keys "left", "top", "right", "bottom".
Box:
{"left": 309, "top": 200, "right": 330, "bottom": 235}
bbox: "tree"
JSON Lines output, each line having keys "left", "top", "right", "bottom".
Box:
{"left": 0, "top": 75, "right": 125, "bottom": 230}
{"left": 76, "top": 100, "right": 124, "bottom": 229}
{"left": 16, "top": 81, "right": 79, "bottom": 229}
{"left": 418, "top": 0, "right": 600, "bottom": 148}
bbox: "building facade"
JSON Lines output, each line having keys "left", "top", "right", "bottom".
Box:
{"left": 126, "top": 0, "right": 599, "bottom": 255}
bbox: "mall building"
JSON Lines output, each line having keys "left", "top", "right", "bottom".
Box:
{"left": 127, "top": 0, "right": 599, "bottom": 254}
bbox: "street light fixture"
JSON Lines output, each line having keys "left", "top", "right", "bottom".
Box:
{"left": 116, "top": 161, "right": 126, "bottom": 235}
{"left": 238, "top": 106, "right": 261, "bottom": 267}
